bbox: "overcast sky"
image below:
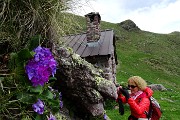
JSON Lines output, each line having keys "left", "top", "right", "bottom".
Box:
{"left": 70, "top": 0, "right": 180, "bottom": 34}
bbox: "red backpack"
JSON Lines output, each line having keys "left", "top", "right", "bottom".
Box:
{"left": 145, "top": 96, "right": 162, "bottom": 120}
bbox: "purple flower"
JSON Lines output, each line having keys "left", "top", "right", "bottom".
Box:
{"left": 104, "top": 113, "right": 107, "bottom": 120}
{"left": 47, "top": 113, "right": 56, "bottom": 120}
{"left": 32, "top": 99, "right": 44, "bottom": 114}
{"left": 25, "top": 46, "right": 57, "bottom": 86}
{"left": 60, "top": 100, "right": 63, "bottom": 109}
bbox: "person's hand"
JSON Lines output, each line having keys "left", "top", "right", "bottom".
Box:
{"left": 119, "top": 88, "right": 130, "bottom": 100}
{"left": 118, "top": 99, "right": 124, "bottom": 115}
{"left": 117, "top": 86, "right": 122, "bottom": 95}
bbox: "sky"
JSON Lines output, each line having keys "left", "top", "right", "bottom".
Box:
{"left": 70, "top": 0, "right": 180, "bottom": 34}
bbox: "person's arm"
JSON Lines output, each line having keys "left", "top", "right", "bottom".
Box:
{"left": 117, "top": 94, "right": 127, "bottom": 103}
{"left": 128, "top": 97, "right": 150, "bottom": 114}
{"left": 116, "top": 86, "right": 128, "bottom": 103}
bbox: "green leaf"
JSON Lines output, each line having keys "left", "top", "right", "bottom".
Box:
{"left": 47, "top": 99, "right": 60, "bottom": 113}
{"left": 30, "top": 51, "right": 35, "bottom": 56}
{"left": 17, "top": 48, "right": 33, "bottom": 61}
{"left": 8, "top": 49, "right": 32, "bottom": 72}
{"left": 8, "top": 52, "right": 18, "bottom": 70}
{"left": 29, "top": 86, "right": 43, "bottom": 94}
{"left": 49, "top": 77, "right": 57, "bottom": 81}
{"left": 28, "top": 35, "right": 42, "bottom": 51}
{"left": 13, "top": 65, "right": 25, "bottom": 78}
{"left": 42, "top": 90, "right": 54, "bottom": 99}
{"left": 48, "top": 99, "right": 59, "bottom": 106}
{"left": 35, "top": 114, "right": 43, "bottom": 120}
{"left": 16, "top": 92, "right": 35, "bottom": 103}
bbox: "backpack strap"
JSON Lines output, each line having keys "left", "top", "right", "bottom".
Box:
{"left": 144, "top": 97, "right": 152, "bottom": 120}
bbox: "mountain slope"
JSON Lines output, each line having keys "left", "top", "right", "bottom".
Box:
{"left": 69, "top": 15, "right": 180, "bottom": 84}
{"left": 67, "top": 14, "right": 180, "bottom": 119}
{"left": 104, "top": 20, "right": 180, "bottom": 120}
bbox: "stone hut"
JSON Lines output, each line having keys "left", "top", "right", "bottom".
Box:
{"left": 62, "top": 12, "right": 118, "bottom": 84}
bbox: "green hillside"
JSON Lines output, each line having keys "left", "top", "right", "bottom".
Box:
{"left": 68, "top": 15, "right": 180, "bottom": 87}
{"left": 70, "top": 15, "right": 180, "bottom": 119}
{"left": 106, "top": 22, "right": 180, "bottom": 120}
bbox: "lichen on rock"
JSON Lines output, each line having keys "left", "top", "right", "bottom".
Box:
{"left": 53, "top": 46, "right": 117, "bottom": 119}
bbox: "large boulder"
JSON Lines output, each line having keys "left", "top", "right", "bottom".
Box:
{"left": 119, "top": 19, "right": 140, "bottom": 31}
{"left": 53, "top": 46, "right": 117, "bottom": 119}
{"left": 148, "top": 84, "right": 167, "bottom": 91}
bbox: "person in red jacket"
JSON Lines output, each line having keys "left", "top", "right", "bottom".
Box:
{"left": 117, "top": 76, "right": 153, "bottom": 120}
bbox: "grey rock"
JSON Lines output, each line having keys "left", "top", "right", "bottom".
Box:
{"left": 53, "top": 46, "right": 117, "bottom": 118}
{"left": 119, "top": 19, "right": 140, "bottom": 31}
{"left": 148, "top": 84, "right": 167, "bottom": 91}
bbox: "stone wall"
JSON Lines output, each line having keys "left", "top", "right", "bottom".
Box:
{"left": 84, "top": 53, "right": 117, "bottom": 84}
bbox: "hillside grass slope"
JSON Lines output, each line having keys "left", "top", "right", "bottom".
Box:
{"left": 69, "top": 15, "right": 180, "bottom": 120}
{"left": 104, "top": 21, "right": 180, "bottom": 120}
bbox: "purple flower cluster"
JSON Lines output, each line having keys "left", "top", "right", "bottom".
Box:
{"left": 32, "top": 99, "right": 44, "bottom": 114}
{"left": 25, "top": 46, "right": 57, "bottom": 86}
{"left": 47, "top": 113, "right": 56, "bottom": 120}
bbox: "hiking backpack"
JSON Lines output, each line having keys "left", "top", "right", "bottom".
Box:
{"left": 146, "top": 96, "right": 162, "bottom": 120}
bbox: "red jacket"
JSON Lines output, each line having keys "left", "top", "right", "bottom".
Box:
{"left": 117, "top": 87, "right": 153, "bottom": 118}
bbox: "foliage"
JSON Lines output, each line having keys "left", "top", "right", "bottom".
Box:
{"left": 0, "top": 38, "right": 62, "bottom": 119}
{"left": 0, "top": 0, "right": 84, "bottom": 54}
